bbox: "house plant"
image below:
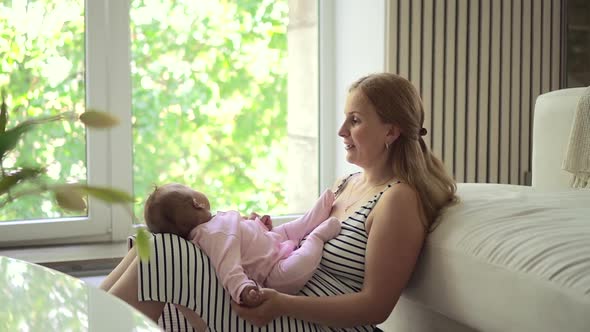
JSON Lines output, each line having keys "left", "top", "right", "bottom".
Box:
{"left": 0, "top": 90, "right": 151, "bottom": 260}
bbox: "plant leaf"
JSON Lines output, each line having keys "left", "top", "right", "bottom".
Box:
{"left": 0, "top": 126, "right": 30, "bottom": 158}
{"left": 0, "top": 167, "right": 44, "bottom": 194}
{"left": 79, "top": 111, "right": 119, "bottom": 128}
{"left": 0, "top": 112, "right": 74, "bottom": 158}
{"left": 0, "top": 90, "right": 7, "bottom": 133}
{"left": 14, "top": 112, "right": 73, "bottom": 128}
{"left": 54, "top": 189, "right": 87, "bottom": 211}
{"left": 75, "top": 185, "right": 134, "bottom": 203}
{"left": 0, "top": 175, "right": 19, "bottom": 195}
{"left": 135, "top": 227, "right": 152, "bottom": 262}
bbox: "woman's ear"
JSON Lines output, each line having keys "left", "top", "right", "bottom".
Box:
{"left": 386, "top": 125, "right": 401, "bottom": 145}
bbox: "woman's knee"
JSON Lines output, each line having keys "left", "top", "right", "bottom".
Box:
{"left": 175, "top": 305, "right": 209, "bottom": 332}
{"left": 109, "top": 257, "right": 166, "bottom": 322}
{"left": 99, "top": 247, "right": 137, "bottom": 291}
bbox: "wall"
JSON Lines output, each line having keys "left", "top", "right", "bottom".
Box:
{"left": 320, "top": 0, "right": 386, "bottom": 189}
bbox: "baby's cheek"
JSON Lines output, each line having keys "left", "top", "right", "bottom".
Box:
{"left": 195, "top": 211, "right": 211, "bottom": 225}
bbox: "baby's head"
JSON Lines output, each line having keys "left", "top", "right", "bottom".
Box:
{"left": 144, "top": 183, "right": 212, "bottom": 238}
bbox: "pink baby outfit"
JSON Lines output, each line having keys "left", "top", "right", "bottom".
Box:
{"left": 188, "top": 189, "right": 338, "bottom": 304}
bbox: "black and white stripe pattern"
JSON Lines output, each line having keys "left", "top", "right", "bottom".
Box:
{"left": 128, "top": 175, "right": 398, "bottom": 331}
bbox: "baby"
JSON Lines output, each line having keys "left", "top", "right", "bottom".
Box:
{"left": 143, "top": 183, "right": 341, "bottom": 306}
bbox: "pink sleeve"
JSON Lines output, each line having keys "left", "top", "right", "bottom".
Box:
{"left": 196, "top": 232, "right": 256, "bottom": 304}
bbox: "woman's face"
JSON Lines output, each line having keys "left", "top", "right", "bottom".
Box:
{"left": 338, "top": 90, "right": 394, "bottom": 168}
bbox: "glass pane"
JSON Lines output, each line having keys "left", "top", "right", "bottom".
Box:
{"left": 131, "top": 0, "right": 318, "bottom": 218}
{"left": 0, "top": 0, "right": 86, "bottom": 221}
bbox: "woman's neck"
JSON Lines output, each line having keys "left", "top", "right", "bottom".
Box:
{"left": 360, "top": 164, "right": 395, "bottom": 187}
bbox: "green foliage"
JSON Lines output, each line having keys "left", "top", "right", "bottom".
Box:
{"left": 0, "top": 97, "right": 128, "bottom": 211}
{"left": 0, "top": 0, "right": 290, "bottom": 224}
{"left": 0, "top": 167, "right": 43, "bottom": 195}
{"left": 0, "top": 0, "right": 86, "bottom": 220}
{"left": 0, "top": 87, "right": 153, "bottom": 265}
{"left": 135, "top": 227, "right": 152, "bottom": 262}
{"left": 130, "top": 0, "right": 289, "bottom": 217}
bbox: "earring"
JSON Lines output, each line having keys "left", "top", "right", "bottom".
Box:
{"left": 385, "top": 142, "right": 390, "bottom": 150}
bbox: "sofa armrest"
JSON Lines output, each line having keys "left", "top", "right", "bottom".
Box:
{"left": 532, "top": 88, "right": 586, "bottom": 190}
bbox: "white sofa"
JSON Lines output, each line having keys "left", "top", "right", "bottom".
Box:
{"left": 378, "top": 88, "right": 590, "bottom": 332}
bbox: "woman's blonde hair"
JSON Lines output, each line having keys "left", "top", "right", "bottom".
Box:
{"left": 350, "top": 73, "right": 457, "bottom": 230}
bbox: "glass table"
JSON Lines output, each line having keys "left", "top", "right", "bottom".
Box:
{"left": 0, "top": 255, "right": 161, "bottom": 331}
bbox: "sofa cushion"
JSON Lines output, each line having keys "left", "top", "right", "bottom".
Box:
{"left": 403, "top": 183, "right": 590, "bottom": 332}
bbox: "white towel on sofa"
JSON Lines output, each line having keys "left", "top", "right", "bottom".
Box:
{"left": 562, "top": 86, "right": 590, "bottom": 189}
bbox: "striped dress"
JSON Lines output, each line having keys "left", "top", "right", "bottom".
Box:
{"left": 129, "top": 174, "right": 399, "bottom": 331}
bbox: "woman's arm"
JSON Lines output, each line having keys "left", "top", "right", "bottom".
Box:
{"left": 233, "top": 183, "right": 425, "bottom": 327}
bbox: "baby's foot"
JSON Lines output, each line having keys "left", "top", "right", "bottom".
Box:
{"left": 309, "top": 217, "right": 341, "bottom": 242}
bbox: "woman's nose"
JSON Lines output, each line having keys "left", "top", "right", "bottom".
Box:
{"left": 338, "top": 123, "right": 348, "bottom": 137}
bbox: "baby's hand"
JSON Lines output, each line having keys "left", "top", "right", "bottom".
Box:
{"left": 240, "top": 285, "right": 262, "bottom": 307}
{"left": 260, "top": 215, "right": 272, "bottom": 231}
{"left": 244, "top": 212, "right": 272, "bottom": 230}
{"left": 244, "top": 212, "right": 261, "bottom": 220}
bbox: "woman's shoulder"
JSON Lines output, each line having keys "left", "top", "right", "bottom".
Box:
{"left": 379, "top": 182, "right": 420, "bottom": 209}
{"left": 375, "top": 182, "right": 425, "bottom": 224}
{"left": 384, "top": 180, "right": 415, "bottom": 193}
{"left": 365, "top": 181, "right": 426, "bottom": 240}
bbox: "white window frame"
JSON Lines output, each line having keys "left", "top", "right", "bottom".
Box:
{"left": 0, "top": 0, "right": 133, "bottom": 245}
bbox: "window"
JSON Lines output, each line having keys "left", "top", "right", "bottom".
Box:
{"left": 0, "top": 0, "right": 319, "bottom": 245}
{"left": 0, "top": 0, "right": 113, "bottom": 244}
{"left": 1, "top": 1, "right": 86, "bottom": 221}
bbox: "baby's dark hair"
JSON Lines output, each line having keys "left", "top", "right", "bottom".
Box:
{"left": 144, "top": 184, "right": 198, "bottom": 238}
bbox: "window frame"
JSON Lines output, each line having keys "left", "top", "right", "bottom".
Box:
{"left": 0, "top": 0, "right": 332, "bottom": 247}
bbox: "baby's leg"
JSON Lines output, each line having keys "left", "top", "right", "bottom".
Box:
{"left": 272, "top": 189, "right": 335, "bottom": 242}
{"left": 265, "top": 217, "right": 340, "bottom": 294}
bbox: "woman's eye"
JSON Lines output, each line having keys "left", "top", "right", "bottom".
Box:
{"left": 351, "top": 117, "right": 359, "bottom": 124}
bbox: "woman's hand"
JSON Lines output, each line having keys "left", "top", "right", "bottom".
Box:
{"left": 231, "top": 288, "right": 284, "bottom": 326}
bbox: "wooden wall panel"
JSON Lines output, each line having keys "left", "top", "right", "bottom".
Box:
{"left": 385, "top": 0, "right": 564, "bottom": 184}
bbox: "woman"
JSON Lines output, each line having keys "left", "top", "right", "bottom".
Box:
{"left": 101, "top": 73, "right": 457, "bottom": 331}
